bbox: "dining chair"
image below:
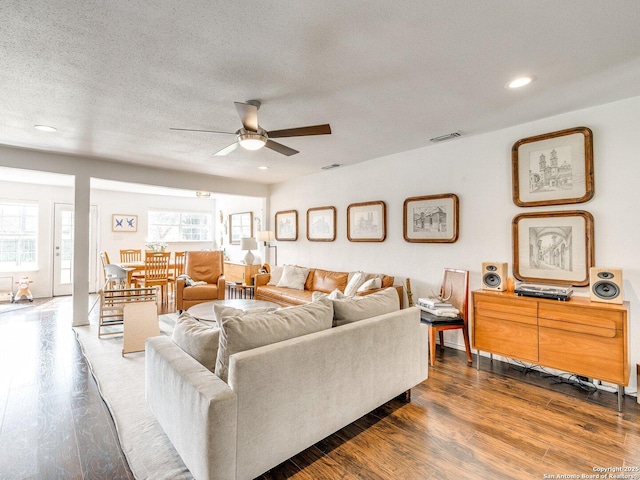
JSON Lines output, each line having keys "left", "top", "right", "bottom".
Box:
{"left": 420, "top": 268, "right": 472, "bottom": 367}
{"left": 120, "top": 249, "right": 142, "bottom": 264}
{"left": 168, "top": 251, "right": 186, "bottom": 301}
{"left": 134, "top": 251, "right": 171, "bottom": 305}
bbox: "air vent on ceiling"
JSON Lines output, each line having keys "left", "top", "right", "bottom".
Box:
{"left": 321, "top": 163, "right": 342, "bottom": 170}
{"left": 430, "top": 131, "right": 462, "bottom": 143}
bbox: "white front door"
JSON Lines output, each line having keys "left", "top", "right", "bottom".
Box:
{"left": 53, "top": 204, "right": 98, "bottom": 296}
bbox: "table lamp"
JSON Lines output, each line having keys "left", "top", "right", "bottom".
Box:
{"left": 240, "top": 237, "right": 258, "bottom": 265}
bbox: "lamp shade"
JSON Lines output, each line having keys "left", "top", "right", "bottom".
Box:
{"left": 240, "top": 237, "right": 257, "bottom": 250}
{"left": 257, "top": 230, "right": 275, "bottom": 243}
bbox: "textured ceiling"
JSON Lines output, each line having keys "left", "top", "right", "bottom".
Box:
{"left": 2, "top": 1, "right": 640, "bottom": 184}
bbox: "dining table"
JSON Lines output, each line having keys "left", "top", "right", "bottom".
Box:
{"left": 116, "top": 260, "right": 177, "bottom": 287}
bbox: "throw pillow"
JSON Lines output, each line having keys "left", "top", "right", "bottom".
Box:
{"left": 267, "top": 266, "right": 284, "bottom": 286}
{"left": 331, "top": 287, "right": 400, "bottom": 327}
{"left": 357, "top": 277, "right": 382, "bottom": 292}
{"left": 311, "top": 289, "right": 345, "bottom": 302}
{"left": 213, "top": 303, "right": 278, "bottom": 325}
{"left": 276, "top": 265, "right": 309, "bottom": 290}
{"left": 215, "top": 296, "right": 333, "bottom": 383}
{"left": 344, "top": 271, "right": 366, "bottom": 297}
{"left": 171, "top": 312, "right": 220, "bottom": 373}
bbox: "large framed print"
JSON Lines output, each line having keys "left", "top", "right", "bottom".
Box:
{"left": 275, "top": 210, "right": 298, "bottom": 241}
{"left": 512, "top": 210, "right": 594, "bottom": 286}
{"left": 347, "top": 201, "right": 386, "bottom": 242}
{"left": 512, "top": 126, "right": 594, "bottom": 207}
{"left": 307, "top": 206, "right": 336, "bottom": 242}
{"left": 112, "top": 214, "right": 137, "bottom": 232}
{"left": 403, "top": 194, "right": 459, "bottom": 243}
{"left": 229, "top": 211, "right": 253, "bottom": 245}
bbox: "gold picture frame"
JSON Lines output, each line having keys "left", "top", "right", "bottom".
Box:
{"left": 512, "top": 126, "right": 594, "bottom": 207}
{"left": 403, "top": 194, "right": 459, "bottom": 243}
{"left": 512, "top": 210, "right": 594, "bottom": 286}
{"left": 347, "top": 201, "right": 386, "bottom": 242}
{"left": 307, "top": 206, "right": 336, "bottom": 242}
{"left": 275, "top": 210, "right": 298, "bottom": 241}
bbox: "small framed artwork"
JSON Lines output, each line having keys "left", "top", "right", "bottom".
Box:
{"left": 275, "top": 210, "right": 298, "bottom": 241}
{"left": 403, "top": 194, "right": 459, "bottom": 243}
{"left": 112, "top": 214, "right": 137, "bottom": 232}
{"left": 512, "top": 126, "right": 594, "bottom": 207}
{"left": 229, "top": 211, "right": 253, "bottom": 245}
{"left": 347, "top": 201, "right": 386, "bottom": 242}
{"left": 512, "top": 210, "right": 594, "bottom": 286}
{"left": 307, "top": 206, "right": 336, "bottom": 242}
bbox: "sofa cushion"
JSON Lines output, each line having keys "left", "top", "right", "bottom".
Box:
{"left": 329, "top": 287, "right": 400, "bottom": 327}
{"left": 215, "top": 296, "right": 333, "bottom": 383}
{"left": 276, "top": 265, "right": 310, "bottom": 290}
{"left": 182, "top": 284, "right": 219, "bottom": 300}
{"left": 357, "top": 277, "right": 382, "bottom": 292}
{"left": 255, "top": 285, "right": 313, "bottom": 306}
{"left": 267, "top": 266, "right": 284, "bottom": 286}
{"left": 309, "top": 269, "right": 349, "bottom": 294}
{"left": 213, "top": 303, "right": 279, "bottom": 323}
{"left": 344, "top": 271, "right": 366, "bottom": 297}
{"left": 171, "top": 312, "right": 220, "bottom": 372}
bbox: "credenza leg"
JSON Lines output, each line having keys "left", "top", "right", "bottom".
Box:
{"left": 476, "top": 350, "right": 481, "bottom": 370}
{"left": 618, "top": 385, "right": 624, "bottom": 412}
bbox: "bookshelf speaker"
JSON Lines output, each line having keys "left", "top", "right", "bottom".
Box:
{"left": 589, "top": 267, "right": 623, "bottom": 304}
{"left": 481, "top": 262, "right": 508, "bottom": 291}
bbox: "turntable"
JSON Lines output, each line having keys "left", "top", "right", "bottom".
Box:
{"left": 514, "top": 283, "right": 573, "bottom": 301}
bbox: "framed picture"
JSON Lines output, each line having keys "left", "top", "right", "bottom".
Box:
{"left": 229, "top": 211, "right": 253, "bottom": 245}
{"left": 307, "top": 206, "right": 336, "bottom": 242}
{"left": 275, "top": 210, "right": 298, "bottom": 241}
{"left": 512, "top": 210, "right": 594, "bottom": 286}
{"left": 403, "top": 194, "right": 459, "bottom": 243}
{"left": 112, "top": 214, "right": 137, "bottom": 232}
{"left": 512, "top": 126, "right": 594, "bottom": 207}
{"left": 347, "top": 201, "right": 386, "bottom": 242}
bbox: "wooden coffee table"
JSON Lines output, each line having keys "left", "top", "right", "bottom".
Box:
{"left": 187, "top": 299, "right": 280, "bottom": 322}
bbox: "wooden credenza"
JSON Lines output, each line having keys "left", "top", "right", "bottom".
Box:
{"left": 472, "top": 290, "right": 629, "bottom": 408}
{"left": 224, "top": 262, "right": 260, "bottom": 285}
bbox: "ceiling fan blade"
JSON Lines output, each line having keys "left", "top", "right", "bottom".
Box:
{"left": 234, "top": 102, "right": 259, "bottom": 132}
{"left": 214, "top": 142, "right": 240, "bottom": 156}
{"left": 170, "top": 128, "right": 234, "bottom": 134}
{"left": 267, "top": 124, "right": 331, "bottom": 139}
{"left": 265, "top": 140, "right": 299, "bottom": 156}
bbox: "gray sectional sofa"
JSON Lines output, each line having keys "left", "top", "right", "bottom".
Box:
{"left": 145, "top": 290, "right": 428, "bottom": 480}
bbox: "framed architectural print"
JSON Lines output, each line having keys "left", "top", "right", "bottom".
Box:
{"left": 307, "top": 206, "right": 336, "bottom": 242}
{"left": 112, "top": 214, "right": 137, "bottom": 232}
{"left": 229, "top": 211, "right": 253, "bottom": 245}
{"left": 347, "top": 201, "right": 386, "bottom": 242}
{"left": 512, "top": 210, "right": 594, "bottom": 286}
{"left": 403, "top": 194, "right": 459, "bottom": 243}
{"left": 275, "top": 210, "right": 298, "bottom": 241}
{"left": 512, "top": 126, "right": 594, "bottom": 207}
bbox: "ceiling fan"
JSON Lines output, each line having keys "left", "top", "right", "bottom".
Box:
{"left": 170, "top": 100, "right": 331, "bottom": 157}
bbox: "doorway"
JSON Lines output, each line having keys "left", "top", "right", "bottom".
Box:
{"left": 53, "top": 203, "right": 98, "bottom": 296}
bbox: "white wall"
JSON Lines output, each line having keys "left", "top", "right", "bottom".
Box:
{"left": 269, "top": 95, "right": 640, "bottom": 395}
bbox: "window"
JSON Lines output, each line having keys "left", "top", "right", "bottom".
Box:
{"left": 148, "top": 210, "right": 212, "bottom": 242}
{"left": 0, "top": 203, "right": 38, "bottom": 270}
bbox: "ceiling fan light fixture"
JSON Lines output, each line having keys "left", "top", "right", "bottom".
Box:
{"left": 238, "top": 128, "right": 267, "bottom": 151}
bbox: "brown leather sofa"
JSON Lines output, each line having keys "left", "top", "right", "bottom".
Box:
{"left": 176, "top": 251, "right": 225, "bottom": 312}
{"left": 254, "top": 267, "right": 402, "bottom": 307}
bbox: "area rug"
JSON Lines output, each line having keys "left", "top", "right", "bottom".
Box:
{"left": 74, "top": 320, "right": 194, "bottom": 480}
{"left": 0, "top": 301, "right": 34, "bottom": 315}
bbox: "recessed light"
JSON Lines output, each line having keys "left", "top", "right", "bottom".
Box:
{"left": 506, "top": 76, "right": 536, "bottom": 89}
{"left": 258, "top": 166, "right": 269, "bottom": 170}
{"left": 195, "top": 191, "right": 211, "bottom": 198}
{"left": 34, "top": 124, "right": 57, "bottom": 132}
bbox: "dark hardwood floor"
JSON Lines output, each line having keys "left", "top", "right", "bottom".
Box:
{"left": 1, "top": 296, "right": 639, "bottom": 479}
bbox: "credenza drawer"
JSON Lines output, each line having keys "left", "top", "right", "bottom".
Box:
{"left": 474, "top": 298, "right": 537, "bottom": 325}
{"left": 539, "top": 303, "right": 624, "bottom": 331}
{"left": 474, "top": 314, "right": 538, "bottom": 363}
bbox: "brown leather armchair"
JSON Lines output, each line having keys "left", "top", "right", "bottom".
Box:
{"left": 176, "top": 251, "right": 225, "bottom": 312}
